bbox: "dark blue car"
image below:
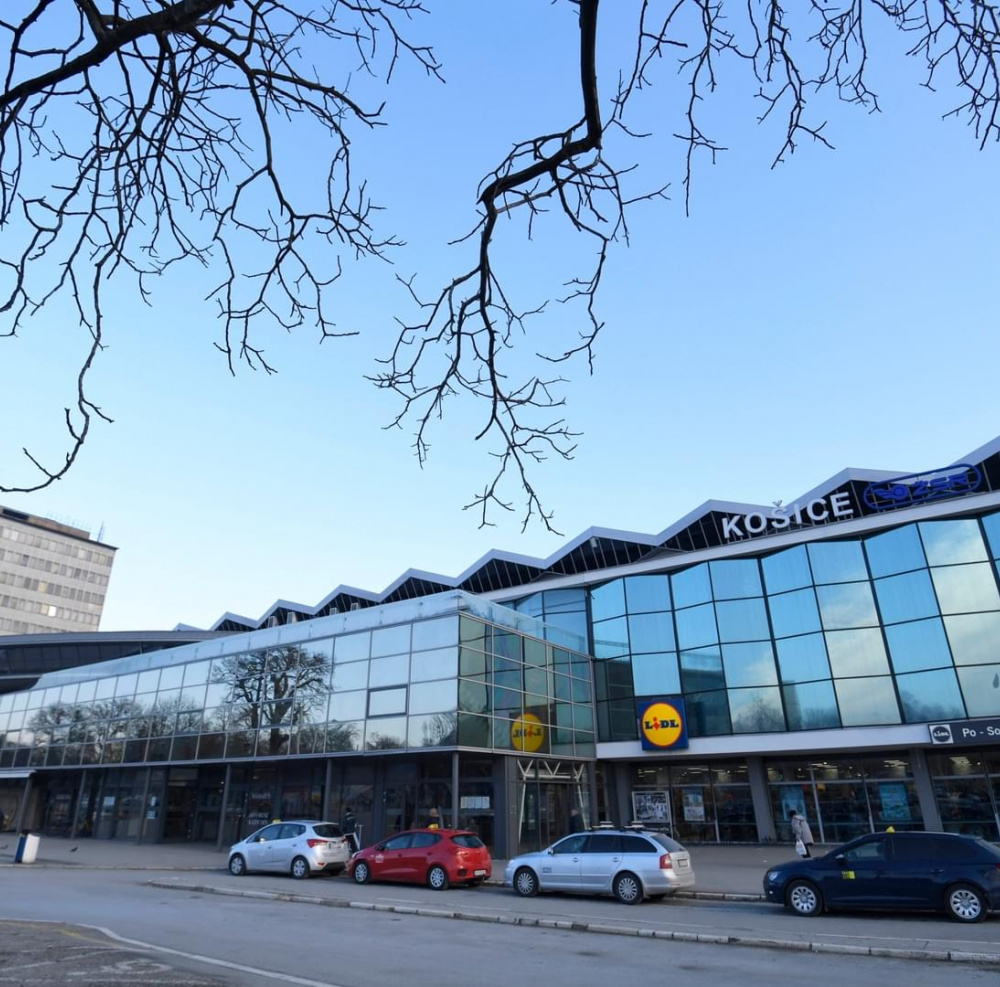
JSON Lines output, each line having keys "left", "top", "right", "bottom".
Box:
{"left": 763, "top": 831, "right": 1000, "bottom": 923}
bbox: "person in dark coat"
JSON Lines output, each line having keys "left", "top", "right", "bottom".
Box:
{"left": 568, "top": 807, "right": 583, "bottom": 833}
{"left": 342, "top": 806, "right": 358, "bottom": 853}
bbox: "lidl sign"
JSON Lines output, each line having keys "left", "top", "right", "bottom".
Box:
{"left": 637, "top": 698, "right": 689, "bottom": 751}
{"left": 511, "top": 713, "right": 546, "bottom": 753}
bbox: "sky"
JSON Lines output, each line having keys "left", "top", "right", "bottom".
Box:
{"left": 0, "top": 1, "right": 997, "bottom": 632}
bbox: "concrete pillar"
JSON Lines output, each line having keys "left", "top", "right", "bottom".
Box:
{"left": 12, "top": 774, "right": 32, "bottom": 832}
{"left": 322, "top": 759, "right": 333, "bottom": 822}
{"left": 215, "top": 763, "right": 232, "bottom": 850}
{"left": 909, "top": 747, "right": 943, "bottom": 832}
{"left": 136, "top": 767, "right": 152, "bottom": 845}
{"left": 451, "top": 752, "right": 460, "bottom": 829}
{"left": 747, "top": 756, "right": 776, "bottom": 843}
{"left": 69, "top": 769, "right": 88, "bottom": 840}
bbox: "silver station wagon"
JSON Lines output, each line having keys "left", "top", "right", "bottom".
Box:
{"left": 228, "top": 820, "right": 352, "bottom": 879}
{"left": 504, "top": 824, "right": 695, "bottom": 904}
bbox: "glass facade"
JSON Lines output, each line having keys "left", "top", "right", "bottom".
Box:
{"left": 0, "top": 593, "right": 596, "bottom": 768}
{"left": 584, "top": 512, "right": 1000, "bottom": 741}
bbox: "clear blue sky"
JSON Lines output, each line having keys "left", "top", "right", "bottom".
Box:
{"left": 0, "top": 1, "right": 996, "bottom": 631}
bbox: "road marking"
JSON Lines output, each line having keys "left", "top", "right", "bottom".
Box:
{"left": 41, "top": 921, "right": 348, "bottom": 987}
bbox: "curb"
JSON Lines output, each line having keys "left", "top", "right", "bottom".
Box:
{"left": 147, "top": 880, "right": 1000, "bottom": 967}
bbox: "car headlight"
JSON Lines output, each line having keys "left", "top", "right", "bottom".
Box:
{"left": 766, "top": 870, "right": 781, "bottom": 884}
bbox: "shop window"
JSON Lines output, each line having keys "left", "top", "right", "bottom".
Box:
{"left": 762, "top": 545, "right": 812, "bottom": 595}
{"left": 865, "top": 525, "right": 926, "bottom": 578}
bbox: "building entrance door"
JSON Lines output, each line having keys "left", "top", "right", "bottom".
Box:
{"left": 164, "top": 781, "right": 197, "bottom": 840}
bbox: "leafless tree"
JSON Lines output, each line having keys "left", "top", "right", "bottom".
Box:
{"left": 2, "top": 2, "right": 997, "bottom": 529}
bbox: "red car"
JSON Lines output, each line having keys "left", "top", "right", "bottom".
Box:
{"left": 347, "top": 828, "right": 491, "bottom": 890}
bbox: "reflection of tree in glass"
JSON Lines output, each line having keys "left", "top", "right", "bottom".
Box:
{"left": 419, "top": 713, "right": 457, "bottom": 748}
{"left": 325, "top": 722, "right": 360, "bottom": 752}
{"left": 211, "top": 645, "right": 331, "bottom": 756}
{"left": 732, "top": 697, "right": 785, "bottom": 734}
{"left": 366, "top": 731, "right": 405, "bottom": 751}
{"left": 30, "top": 698, "right": 145, "bottom": 761}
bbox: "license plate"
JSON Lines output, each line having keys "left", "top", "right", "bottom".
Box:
{"left": 677, "top": 859, "right": 688, "bottom": 868}
{"left": 474, "top": 869, "right": 487, "bottom": 877}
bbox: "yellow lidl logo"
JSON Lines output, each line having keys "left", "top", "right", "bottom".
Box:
{"left": 639, "top": 700, "right": 686, "bottom": 749}
{"left": 511, "top": 713, "right": 545, "bottom": 752}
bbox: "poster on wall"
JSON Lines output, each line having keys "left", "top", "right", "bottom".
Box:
{"left": 682, "top": 790, "right": 706, "bottom": 822}
{"left": 632, "top": 791, "right": 670, "bottom": 825}
{"left": 780, "top": 787, "right": 807, "bottom": 822}
{"left": 878, "top": 783, "right": 912, "bottom": 822}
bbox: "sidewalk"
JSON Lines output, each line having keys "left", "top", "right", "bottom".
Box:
{"left": 0, "top": 835, "right": 805, "bottom": 896}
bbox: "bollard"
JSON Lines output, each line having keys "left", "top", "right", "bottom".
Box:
{"left": 14, "top": 831, "right": 40, "bottom": 864}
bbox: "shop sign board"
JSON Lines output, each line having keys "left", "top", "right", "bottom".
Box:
{"left": 637, "top": 697, "right": 689, "bottom": 751}
{"left": 863, "top": 464, "right": 982, "bottom": 512}
{"left": 928, "top": 717, "right": 1000, "bottom": 746}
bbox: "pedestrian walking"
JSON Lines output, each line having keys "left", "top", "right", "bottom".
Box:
{"left": 789, "top": 809, "right": 814, "bottom": 857}
{"left": 342, "top": 806, "right": 358, "bottom": 853}
{"left": 568, "top": 807, "right": 583, "bottom": 833}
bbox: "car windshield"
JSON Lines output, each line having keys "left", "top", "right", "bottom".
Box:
{"left": 312, "top": 824, "right": 343, "bottom": 838}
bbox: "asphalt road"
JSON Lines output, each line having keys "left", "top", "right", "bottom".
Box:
{"left": 1, "top": 868, "right": 998, "bottom": 987}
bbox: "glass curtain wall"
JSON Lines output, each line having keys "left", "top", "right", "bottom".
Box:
{"left": 0, "top": 597, "right": 596, "bottom": 769}
{"left": 587, "top": 512, "right": 1000, "bottom": 742}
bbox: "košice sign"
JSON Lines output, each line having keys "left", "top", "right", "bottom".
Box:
{"left": 721, "top": 463, "right": 983, "bottom": 542}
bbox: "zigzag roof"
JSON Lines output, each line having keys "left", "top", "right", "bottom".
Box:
{"left": 191, "top": 436, "right": 1000, "bottom": 632}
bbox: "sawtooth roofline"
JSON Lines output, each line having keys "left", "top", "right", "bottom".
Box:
{"left": 183, "top": 436, "right": 1000, "bottom": 633}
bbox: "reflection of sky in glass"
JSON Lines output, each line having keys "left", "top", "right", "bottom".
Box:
{"left": 816, "top": 583, "right": 879, "bottom": 629}
{"left": 956, "top": 665, "right": 1000, "bottom": 718}
{"left": 896, "top": 668, "right": 966, "bottom": 722}
{"left": 835, "top": 676, "right": 901, "bottom": 726}
{"left": 825, "top": 629, "right": 889, "bottom": 677}
{"left": 945, "top": 613, "right": 1000, "bottom": 665}
{"left": 931, "top": 563, "right": 1000, "bottom": 614}
{"left": 723, "top": 642, "right": 778, "bottom": 687}
{"left": 919, "top": 520, "right": 988, "bottom": 567}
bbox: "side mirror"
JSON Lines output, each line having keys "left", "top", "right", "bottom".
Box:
{"left": 547, "top": 848, "right": 554, "bottom": 855}
{"left": 834, "top": 854, "right": 845, "bottom": 864}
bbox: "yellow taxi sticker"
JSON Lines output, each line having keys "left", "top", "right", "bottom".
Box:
{"left": 841, "top": 870, "right": 855, "bottom": 880}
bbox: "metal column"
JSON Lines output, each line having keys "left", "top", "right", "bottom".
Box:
{"left": 12, "top": 774, "right": 32, "bottom": 833}
{"left": 136, "top": 767, "right": 153, "bottom": 845}
{"left": 69, "top": 769, "right": 88, "bottom": 840}
{"left": 451, "top": 752, "right": 460, "bottom": 829}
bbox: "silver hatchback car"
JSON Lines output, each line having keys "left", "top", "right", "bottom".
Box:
{"left": 505, "top": 825, "right": 695, "bottom": 904}
{"left": 228, "top": 820, "right": 352, "bottom": 879}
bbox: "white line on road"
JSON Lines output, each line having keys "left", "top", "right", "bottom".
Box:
{"left": 0, "top": 918, "right": 349, "bottom": 987}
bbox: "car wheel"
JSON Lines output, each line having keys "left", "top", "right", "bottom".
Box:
{"left": 228, "top": 854, "right": 247, "bottom": 877}
{"left": 353, "top": 860, "right": 371, "bottom": 884}
{"left": 290, "top": 856, "right": 311, "bottom": 880}
{"left": 427, "top": 865, "right": 450, "bottom": 891}
{"left": 786, "top": 879, "right": 823, "bottom": 917}
{"left": 613, "top": 871, "right": 643, "bottom": 905}
{"left": 513, "top": 867, "right": 539, "bottom": 897}
{"left": 945, "top": 883, "right": 987, "bottom": 923}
